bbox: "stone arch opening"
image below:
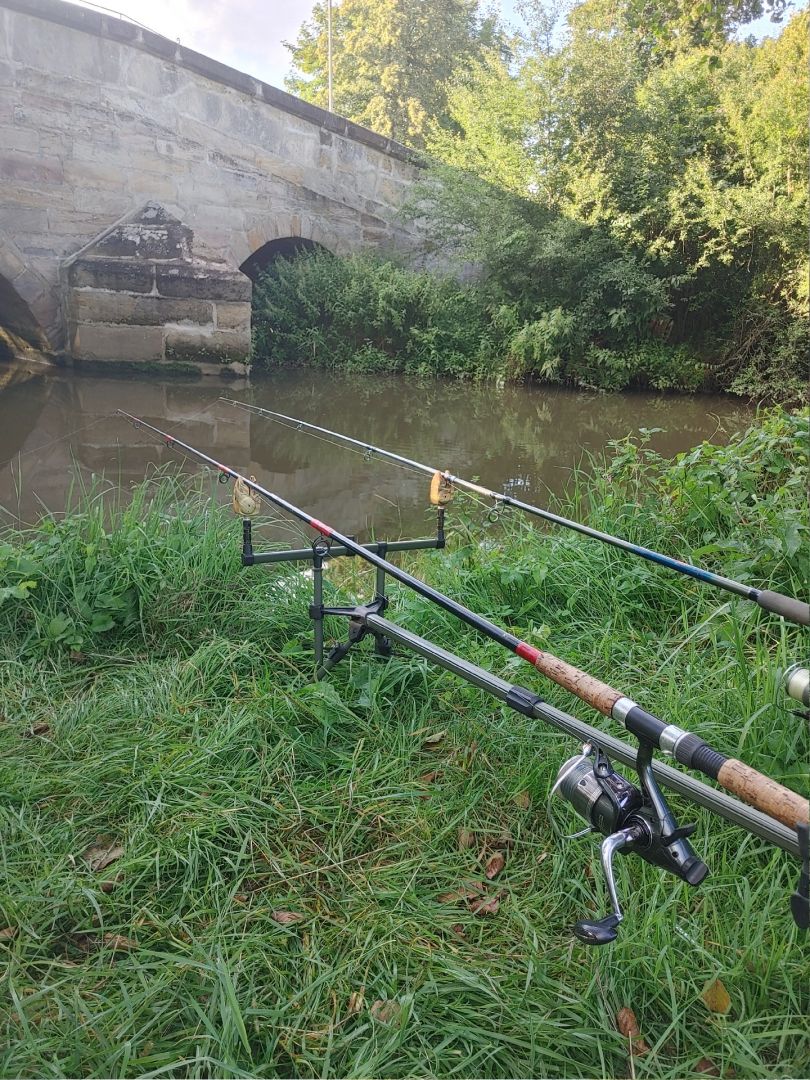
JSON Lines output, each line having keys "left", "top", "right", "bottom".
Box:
{"left": 239, "top": 237, "right": 327, "bottom": 283}
{"left": 0, "top": 274, "right": 49, "bottom": 361}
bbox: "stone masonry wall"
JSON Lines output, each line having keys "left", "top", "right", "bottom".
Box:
{"left": 0, "top": 0, "right": 425, "bottom": 366}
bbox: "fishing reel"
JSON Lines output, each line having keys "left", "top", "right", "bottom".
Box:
{"left": 551, "top": 742, "right": 709, "bottom": 945}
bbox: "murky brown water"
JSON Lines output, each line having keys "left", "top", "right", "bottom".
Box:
{"left": 0, "top": 364, "right": 754, "bottom": 539}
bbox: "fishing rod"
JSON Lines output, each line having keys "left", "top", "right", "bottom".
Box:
{"left": 118, "top": 410, "right": 808, "bottom": 942}
{"left": 118, "top": 409, "right": 807, "bottom": 829}
{"left": 221, "top": 399, "right": 810, "bottom": 628}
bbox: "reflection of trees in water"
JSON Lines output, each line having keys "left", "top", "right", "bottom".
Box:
{"left": 0, "top": 366, "right": 753, "bottom": 534}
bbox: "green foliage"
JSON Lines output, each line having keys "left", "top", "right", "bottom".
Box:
{"left": 284, "top": 0, "right": 496, "bottom": 147}
{"left": 414, "top": 4, "right": 808, "bottom": 403}
{"left": 601, "top": 408, "right": 808, "bottom": 588}
{"left": 252, "top": 250, "right": 500, "bottom": 379}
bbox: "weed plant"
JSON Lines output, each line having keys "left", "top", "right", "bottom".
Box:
{"left": 0, "top": 413, "right": 807, "bottom": 1078}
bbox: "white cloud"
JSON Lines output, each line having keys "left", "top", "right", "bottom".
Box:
{"left": 74, "top": 0, "right": 316, "bottom": 87}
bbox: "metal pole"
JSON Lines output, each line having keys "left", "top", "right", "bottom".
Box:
{"left": 327, "top": 0, "right": 333, "bottom": 111}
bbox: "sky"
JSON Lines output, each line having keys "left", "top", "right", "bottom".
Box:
{"left": 74, "top": 0, "right": 788, "bottom": 92}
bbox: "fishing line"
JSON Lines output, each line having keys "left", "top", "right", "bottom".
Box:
{"left": 0, "top": 416, "right": 112, "bottom": 470}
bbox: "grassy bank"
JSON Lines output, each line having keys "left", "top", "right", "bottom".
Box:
{"left": 1, "top": 412, "right": 807, "bottom": 1078}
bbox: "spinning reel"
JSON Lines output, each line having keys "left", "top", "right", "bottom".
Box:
{"left": 551, "top": 741, "right": 709, "bottom": 945}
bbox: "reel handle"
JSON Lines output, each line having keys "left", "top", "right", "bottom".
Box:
{"left": 572, "top": 825, "right": 641, "bottom": 946}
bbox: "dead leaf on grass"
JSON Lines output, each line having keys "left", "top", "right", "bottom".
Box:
{"left": 458, "top": 828, "right": 476, "bottom": 850}
{"left": 347, "top": 988, "right": 365, "bottom": 1014}
{"left": 103, "top": 933, "right": 137, "bottom": 952}
{"left": 0, "top": 927, "right": 17, "bottom": 942}
{"left": 484, "top": 851, "right": 506, "bottom": 880}
{"left": 695, "top": 1060, "right": 721, "bottom": 1076}
{"left": 438, "top": 881, "right": 485, "bottom": 904}
{"left": 99, "top": 874, "right": 123, "bottom": 894}
{"left": 418, "top": 771, "right": 442, "bottom": 784}
{"left": 272, "top": 910, "right": 305, "bottom": 925}
{"left": 469, "top": 892, "right": 501, "bottom": 916}
{"left": 514, "top": 790, "right": 531, "bottom": 810}
{"left": 701, "top": 979, "right": 732, "bottom": 1015}
{"left": 370, "top": 999, "right": 401, "bottom": 1025}
{"left": 23, "top": 722, "right": 51, "bottom": 738}
{"left": 82, "top": 841, "right": 124, "bottom": 873}
{"left": 449, "top": 923, "right": 466, "bottom": 938}
{"left": 616, "top": 1007, "right": 651, "bottom": 1056}
{"left": 421, "top": 731, "right": 446, "bottom": 750}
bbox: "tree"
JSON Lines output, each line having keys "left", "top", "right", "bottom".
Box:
{"left": 285, "top": 0, "right": 495, "bottom": 147}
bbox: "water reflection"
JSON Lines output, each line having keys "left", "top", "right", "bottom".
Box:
{"left": 0, "top": 365, "right": 754, "bottom": 538}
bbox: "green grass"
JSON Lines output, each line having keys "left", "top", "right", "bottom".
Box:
{"left": 0, "top": 416, "right": 808, "bottom": 1078}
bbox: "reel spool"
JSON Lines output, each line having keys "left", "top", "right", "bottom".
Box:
{"left": 552, "top": 744, "right": 709, "bottom": 945}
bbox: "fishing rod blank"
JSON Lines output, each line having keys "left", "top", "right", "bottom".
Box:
{"left": 118, "top": 410, "right": 809, "bottom": 833}
{"left": 222, "top": 398, "right": 810, "bottom": 628}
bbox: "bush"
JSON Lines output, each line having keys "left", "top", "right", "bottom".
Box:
{"left": 251, "top": 250, "right": 500, "bottom": 380}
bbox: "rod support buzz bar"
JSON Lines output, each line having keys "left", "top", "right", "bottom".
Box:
{"left": 222, "top": 398, "right": 810, "bottom": 628}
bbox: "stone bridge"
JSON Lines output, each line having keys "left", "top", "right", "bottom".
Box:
{"left": 0, "top": 0, "right": 425, "bottom": 370}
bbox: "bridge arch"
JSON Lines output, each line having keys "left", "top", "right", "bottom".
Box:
{"left": 0, "top": 236, "right": 57, "bottom": 357}
{"left": 239, "top": 237, "right": 328, "bottom": 284}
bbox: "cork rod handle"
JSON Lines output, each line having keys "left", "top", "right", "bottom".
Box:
{"left": 717, "top": 760, "right": 809, "bottom": 830}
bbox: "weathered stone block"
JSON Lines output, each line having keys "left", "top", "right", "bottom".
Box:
{"left": 72, "top": 290, "right": 213, "bottom": 327}
{"left": 213, "top": 301, "right": 251, "bottom": 331}
{"left": 69, "top": 257, "right": 153, "bottom": 293}
{"left": 156, "top": 263, "right": 251, "bottom": 302}
{"left": 93, "top": 222, "right": 192, "bottom": 260}
{"left": 73, "top": 323, "right": 165, "bottom": 362}
{"left": 165, "top": 327, "right": 250, "bottom": 363}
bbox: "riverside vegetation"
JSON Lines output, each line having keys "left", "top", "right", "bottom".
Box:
{"left": 1, "top": 410, "right": 808, "bottom": 1077}
{"left": 252, "top": 2, "right": 809, "bottom": 403}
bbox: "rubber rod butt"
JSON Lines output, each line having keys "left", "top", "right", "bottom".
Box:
{"left": 717, "top": 759, "right": 810, "bottom": 830}
{"left": 756, "top": 590, "right": 810, "bottom": 626}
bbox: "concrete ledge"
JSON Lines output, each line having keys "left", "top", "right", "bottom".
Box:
{"left": 0, "top": 0, "right": 423, "bottom": 166}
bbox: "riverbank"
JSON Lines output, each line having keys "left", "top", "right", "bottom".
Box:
{"left": 1, "top": 411, "right": 807, "bottom": 1077}
{"left": 250, "top": 252, "right": 809, "bottom": 406}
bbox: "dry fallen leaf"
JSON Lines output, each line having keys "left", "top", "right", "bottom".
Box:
{"left": 23, "top": 722, "right": 51, "bottom": 738}
{"left": 421, "top": 731, "right": 446, "bottom": 750}
{"left": 347, "top": 988, "right": 365, "bottom": 1014}
{"left": 99, "top": 874, "right": 123, "bottom": 894}
{"left": 103, "top": 934, "right": 137, "bottom": 952}
{"left": 701, "top": 979, "right": 732, "bottom": 1015}
{"left": 69, "top": 650, "right": 88, "bottom": 664}
{"left": 418, "top": 771, "right": 441, "bottom": 784}
{"left": 484, "top": 851, "right": 506, "bottom": 880}
{"left": 272, "top": 910, "right": 305, "bottom": 925}
{"left": 83, "top": 842, "right": 124, "bottom": 873}
{"left": 514, "top": 790, "right": 531, "bottom": 810}
{"left": 438, "top": 881, "right": 485, "bottom": 904}
{"left": 449, "top": 923, "right": 466, "bottom": 938}
{"left": 469, "top": 892, "right": 501, "bottom": 916}
{"left": 695, "top": 1059, "right": 721, "bottom": 1076}
{"left": 370, "top": 999, "right": 401, "bottom": 1025}
{"left": 458, "top": 828, "right": 476, "bottom": 850}
{"left": 616, "top": 1007, "right": 651, "bottom": 1056}
{"left": 0, "top": 927, "right": 17, "bottom": 941}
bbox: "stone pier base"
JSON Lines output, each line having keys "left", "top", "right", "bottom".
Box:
{"left": 67, "top": 204, "right": 252, "bottom": 374}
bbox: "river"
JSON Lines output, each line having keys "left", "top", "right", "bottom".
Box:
{"left": 0, "top": 365, "right": 754, "bottom": 539}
